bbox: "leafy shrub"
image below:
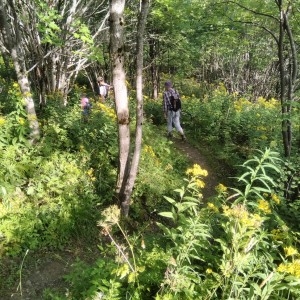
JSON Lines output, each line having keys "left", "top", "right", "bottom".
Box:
{"left": 155, "top": 149, "right": 300, "bottom": 299}
{"left": 0, "top": 94, "right": 118, "bottom": 256}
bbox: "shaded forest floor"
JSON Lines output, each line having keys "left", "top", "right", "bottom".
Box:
{"left": 1, "top": 136, "right": 234, "bottom": 300}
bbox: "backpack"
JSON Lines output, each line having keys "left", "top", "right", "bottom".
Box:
{"left": 169, "top": 90, "right": 181, "bottom": 112}
{"left": 84, "top": 102, "right": 91, "bottom": 110}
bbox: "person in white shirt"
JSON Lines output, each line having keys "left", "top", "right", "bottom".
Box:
{"left": 97, "top": 77, "right": 111, "bottom": 103}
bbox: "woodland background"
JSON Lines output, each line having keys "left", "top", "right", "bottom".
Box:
{"left": 0, "top": 0, "right": 300, "bottom": 299}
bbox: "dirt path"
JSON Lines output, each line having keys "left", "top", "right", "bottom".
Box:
{"left": 1, "top": 245, "right": 94, "bottom": 300}
{"left": 172, "top": 138, "right": 231, "bottom": 199}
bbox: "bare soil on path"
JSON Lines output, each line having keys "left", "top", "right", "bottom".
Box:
{"left": 172, "top": 137, "right": 234, "bottom": 199}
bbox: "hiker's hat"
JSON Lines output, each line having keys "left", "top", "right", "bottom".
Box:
{"left": 164, "top": 81, "right": 172, "bottom": 88}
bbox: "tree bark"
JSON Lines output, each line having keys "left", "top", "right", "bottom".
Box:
{"left": 0, "top": 0, "right": 40, "bottom": 144}
{"left": 277, "top": 2, "right": 295, "bottom": 157}
{"left": 109, "top": 0, "right": 131, "bottom": 207}
{"left": 121, "top": 0, "right": 150, "bottom": 216}
{"left": 109, "top": 0, "right": 149, "bottom": 216}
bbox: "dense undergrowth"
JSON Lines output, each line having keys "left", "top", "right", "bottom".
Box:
{"left": 1, "top": 80, "right": 300, "bottom": 299}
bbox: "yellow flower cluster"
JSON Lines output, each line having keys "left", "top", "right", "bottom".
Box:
{"left": 213, "top": 83, "right": 228, "bottom": 96}
{"left": 271, "top": 194, "right": 281, "bottom": 205}
{"left": 256, "top": 97, "right": 279, "bottom": 109}
{"left": 284, "top": 246, "right": 298, "bottom": 257}
{"left": 97, "top": 103, "right": 116, "bottom": 120}
{"left": 143, "top": 145, "right": 156, "bottom": 157}
{"left": 195, "top": 179, "right": 205, "bottom": 188}
{"left": 86, "top": 168, "right": 96, "bottom": 182}
{"left": 234, "top": 98, "right": 251, "bottom": 112}
{"left": 215, "top": 183, "right": 227, "bottom": 194}
{"left": 0, "top": 116, "right": 6, "bottom": 126}
{"left": 277, "top": 260, "right": 300, "bottom": 277}
{"left": 223, "top": 204, "right": 263, "bottom": 229}
{"left": 257, "top": 199, "right": 271, "bottom": 214}
{"left": 207, "top": 202, "right": 218, "bottom": 213}
{"left": 186, "top": 164, "right": 208, "bottom": 178}
{"left": 8, "top": 82, "right": 22, "bottom": 97}
{"left": 142, "top": 144, "right": 161, "bottom": 166}
{"left": 19, "top": 117, "right": 25, "bottom": 125}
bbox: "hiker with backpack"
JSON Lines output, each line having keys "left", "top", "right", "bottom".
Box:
{"left": 162, "top": 80, "right": 186, "bottom": 141}
{"left": 97, "top": 77, "right": 111, "bottom": 103}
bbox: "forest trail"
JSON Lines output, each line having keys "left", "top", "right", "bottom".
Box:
{"left": 172, "top": 137, "right": 231, "bottom": 199}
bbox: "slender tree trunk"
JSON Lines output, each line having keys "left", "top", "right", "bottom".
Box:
{"left": 109, "top": 0, "right": 131, "bottom": 205}
{"left": 121, "top": 0, "right": 150, "bottom": 216}
{"left": 277, "top": 2, "right": 295, "bottom": 157}
{"left": 149, "top": 37, "right": 159, "bottom": 99}
{"left": 109, "top": 0, "right": 149, "bottom": 216}
{"left": 283, "top": 7, "right": 297, "bottom": 156}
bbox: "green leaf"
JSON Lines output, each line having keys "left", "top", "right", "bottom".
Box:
{"left": 163, "top": 196, "right": 176, "bottom": 204}
{"left": 158, "top": 212, "right": 174, "bottom": 220}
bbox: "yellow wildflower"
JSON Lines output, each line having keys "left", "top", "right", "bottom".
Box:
{"left": 87, "top": 168, "right": 94, "bottom": 177}
{"left": 284, "top": 246, "right": 298, "bottom": 257}
{"left": 215, "top": 183, "right": 227, "bottom": 193}
{"left": 19, "top": 117, "right": 25, "bottom": 125}
{"left": 143, "top": 145, "right": 156, "bottom": 157}
{"left": 222, "top": 204, "right": 262, "bottom": 229}
{"left": 207, "top": 202, "right": 218, "bottom": 213}
{"left": 206, "top": 268, "right": 213, "bottom": 274}
{"left": 195, "top": 179, "right": 205, "bottom": 189}
{"left": 186, "top": 164, "right": 208, "bottom": 177}
{"left": 98, "top": 103, "right": 116, "bottom": 119}
{"left": 271, "top": 194, "right": 281, "bottom": 205}
{"left": 241, "top": 213, "right": 263, "bottom": 228}
{"left": 257, "top": 199, "right": 271, "bottom": 214}
{"left": 0, "top": 117, "right": 6, "bottom": 126}
{"left": 277, "top": 260, "right": 300, "bottom": 277}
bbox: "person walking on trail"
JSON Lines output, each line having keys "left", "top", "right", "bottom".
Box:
{"left": 81, "top": 93, "right": 91, "bottom": 122}
{"left": 97, "top": 77, "right": 111, "bottom": 103}
{"left": 163, "top": 80, "right": 186, "bottom": 141}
